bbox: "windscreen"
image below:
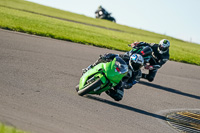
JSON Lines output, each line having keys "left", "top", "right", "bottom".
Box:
{"left": 115, "top": 56, "right": 128, "bottom": 74}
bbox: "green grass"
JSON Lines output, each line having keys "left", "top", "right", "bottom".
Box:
{"left": 0, "top": 122, "right": 28, "bottom": 133}
{"left": 0, "top": 0, "right": 200, "bottom": 65}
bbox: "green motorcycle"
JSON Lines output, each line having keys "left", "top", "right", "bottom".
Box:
{"left": 76, "top": 56, "right": 128, "bottom": 96}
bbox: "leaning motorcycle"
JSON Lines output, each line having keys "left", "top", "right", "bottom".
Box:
{"left": 95, "top": 11, "right": 116, "bottom": 23}
{"left": 127, "top": 45, "right": 153, "bottom": 63}
{"left": 127, "top": 45, "right": 160, "bottom": 71}
{"left": 76, "top": 56, "right": 128, "bottom": 96}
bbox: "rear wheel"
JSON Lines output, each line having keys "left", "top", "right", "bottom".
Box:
{"left": 109, "top": 17, "right": 116, "bottom": 23}
{"left": 78, "top": 78, "right": 101, "bottom": 96}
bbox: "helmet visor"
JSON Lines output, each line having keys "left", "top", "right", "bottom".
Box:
{"left": 159, "top": 45, "right": 168, "bottom": 53}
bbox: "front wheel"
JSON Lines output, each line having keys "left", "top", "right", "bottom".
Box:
{"left": 75, "top": 85, "right": 79, "bottom": 92}
{"left": 78, "top": 78, "right": 102, "bottom": 96}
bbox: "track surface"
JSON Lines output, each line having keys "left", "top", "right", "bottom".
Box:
{"left": 0, "top": 29, "right": 200, "bottom": 133}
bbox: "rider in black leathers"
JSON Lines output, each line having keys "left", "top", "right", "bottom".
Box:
{"left": 130, "top": 39, "right": 170, "bottom": 82}
{"left": 95, "top": 5, "right": 108, "bottom": 19}
{"left": 83, "top": 53, "right": 143, "bottom": 101}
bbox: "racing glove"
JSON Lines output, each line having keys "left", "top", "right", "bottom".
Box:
{"left": 144, "top": 65, "right": 160, "bottom": 70}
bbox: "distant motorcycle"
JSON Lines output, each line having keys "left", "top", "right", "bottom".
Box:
{"left": 95, "top": 10, "right": 116, "bottom": 23}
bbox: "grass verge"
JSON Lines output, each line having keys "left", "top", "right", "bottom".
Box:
{"left": 0, "top": 0, "right": 200, "bottom": 65}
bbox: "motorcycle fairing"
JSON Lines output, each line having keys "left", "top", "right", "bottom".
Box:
{"left": 78, "top": 58, "right": 125, "bottom": 94}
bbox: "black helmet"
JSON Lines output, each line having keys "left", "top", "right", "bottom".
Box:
{"left": 129, "top": 54, "right": 144, "bottom": 71}
{"left": 158, "top": 39, "right": 170, "bottom": 54}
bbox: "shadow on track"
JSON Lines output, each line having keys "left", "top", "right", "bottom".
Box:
{"left": 85, "top": 95, "right": 166, "bottom": 120}
{"left": 139, "top": 81, "right": 200, "bottom": 100}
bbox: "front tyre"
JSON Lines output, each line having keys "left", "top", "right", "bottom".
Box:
{"left": 75, "top": 85, "right": 79, "bottom": 92}
{"left": 78, "top": 78, "right": 102, "bottom": 96}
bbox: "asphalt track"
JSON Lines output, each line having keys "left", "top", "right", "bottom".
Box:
{"left": 0, "top": 29, "right": 200, "bottom": 133}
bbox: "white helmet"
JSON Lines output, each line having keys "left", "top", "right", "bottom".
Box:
{"left": 158, "top": 39, "right": 170, "bottom": 54}
{"left": 129, "top": 54, "right": 144, "bottom": 71}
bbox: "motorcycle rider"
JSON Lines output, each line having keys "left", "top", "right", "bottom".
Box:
{"left": 130, "top": 39, "right": 170, "bottom": 82}
{"left": 83, "top": 53, "right": 144, "bottom": 101}
{"left": 95, "top": 5, "right": 108, "bottom": 19}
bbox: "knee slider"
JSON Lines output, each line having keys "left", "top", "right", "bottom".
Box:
{"left": 147, "top": 76, "right": 154, "bottom": 82}
{"left": 113, "top": 94, "right": 123, "bottom": 101}
{"left": 114, "top": 90, "right": 123, "bottom": 101}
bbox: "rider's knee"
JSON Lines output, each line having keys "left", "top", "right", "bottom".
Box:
{"left": 113, "top": 94, "right": 123, "bottom": 101}
{"left": 106, "top": 89, "right": 123, "bottom": 101}
{"left": 147, "top": 76, "right": 154, "bottom": 82}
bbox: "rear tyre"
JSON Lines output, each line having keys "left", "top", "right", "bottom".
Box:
{"left": 78, "top": 78, "right": 101, "bottom": 96}
{"left": 110, "top": 17, "right": 116, "bottom": 23}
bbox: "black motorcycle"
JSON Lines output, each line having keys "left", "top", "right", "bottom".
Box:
{"left": 126, "top": 45, "right": 161, "bottom": 70}
{"left": 95, "top": 10, "right": 116, "bottom": 23}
